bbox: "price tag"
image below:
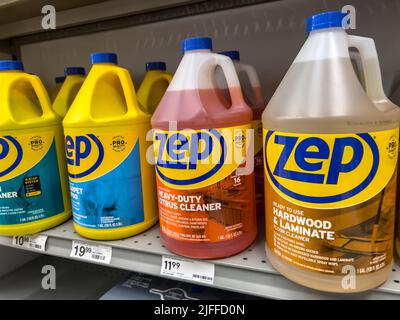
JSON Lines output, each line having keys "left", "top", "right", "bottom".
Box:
{"left": 70, "top": 241, "right": 112, "bottom": 264}
{"left": 12, "top": 235, "right": 48, "bottom": 252}
{"left": 160, "top": 255, "right": 215, "bottom": 284}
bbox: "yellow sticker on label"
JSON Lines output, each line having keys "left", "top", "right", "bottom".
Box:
{"left": 153, "top": 124, "right": 252, "bottom": 190}
{"left": 264, "top": 129, "right": 398, "bottom": 209}
{"left": 0, "top": 132, "right": 54, "bottom": 182}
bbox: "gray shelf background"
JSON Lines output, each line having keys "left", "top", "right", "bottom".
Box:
{"left": 0, "top": 0, "right": 400, "bottom": 300}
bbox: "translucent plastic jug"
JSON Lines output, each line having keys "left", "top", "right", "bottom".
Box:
{"left": 63, "top": 53, "right": 158, "bottom": 240}
{"left": 137, "top": 62, "right": 172, "bottom": 114}
{"left": 51, "top": 76, "right": 65, "bottom": 102}
{"left": 263, "top": 12, "right": 400, "bottom": 293}
{"left": 0, "top": 60, "right": 71, "bottom": 235}
{"left": 219, "top": 50, "right": 266, "bottom": 214}
{"left": 52, "top": 67, "right": 85, "bottom": 118}
{"left": 152, "top": 37, "right": 257, "bottom": 259}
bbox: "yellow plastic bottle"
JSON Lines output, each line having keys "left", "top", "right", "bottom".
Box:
{"left": 52, "top": 67, "right": 86, "bottom": 118}
{"left": 137, "top": 62, "right": 172, "bottom": 114}
{"left": 50, "top": 76, "right": 65, "bottom": 102}
{"left": 0, "top": 60, "right": 71, "bottom": 235}
{"left": 63, "top": 52, "right": 158, "bottom": 240}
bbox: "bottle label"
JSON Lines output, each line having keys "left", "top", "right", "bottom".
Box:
{"left": 0, "top": 131, "right": 64, "bottom": 225}
{"left": 253, "top": 119, "right": 264, "bottom": 210}
{"left": 65, "top": 128, "right": 145, "bottom": 229}
{"left": 153, "top": 124, "right": 256, "bottom": 243}
{"left": 264, "top": 128, "right": 398, "bottom": 275}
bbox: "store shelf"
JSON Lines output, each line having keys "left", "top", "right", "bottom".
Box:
{"left": 1, "top": 220, "right": 400, "bottom": 300}
{"left": 0, "top": 0, "right": 197, "bottom": 40}
{"left": 0, "top": 255, "right": 129, "bottom": 300}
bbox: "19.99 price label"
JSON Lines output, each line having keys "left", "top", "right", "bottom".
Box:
{"left": 70, "top": 241, "right": 112, "bottom": 264}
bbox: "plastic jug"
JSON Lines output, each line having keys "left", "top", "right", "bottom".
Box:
{"left": 51, "top": 76, "right": 65, "bottom": 102}
{"left": 263, "top": 12, "right": 400, "bottom": 292}
{"left": 0, "top": 60, "right": 71, "bottom": 235}
{"left": 151, "top": 37, "right": 257, "bottom": 259}
{"left": 52, "top": 67, "right": 85, "bottom": 118}
{"left": 63, "top": 52, "right": 158, "bottom": 240}
{"left": 137, "top": 62, "right": 172, "bottom": 114}
{"left": 219, "top": 51, "right": 266, "bottom": 214}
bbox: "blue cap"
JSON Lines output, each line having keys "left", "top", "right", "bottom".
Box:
{"left": 146, "top": 61, "right": 166, "bottom": 71}
{"left": 219, "top": 51, "right": 240, "bottom": 61}
{"left": 182, "top": 37, "right": 212, "bottom": 53}
{"left": 55, "top": 76, "right": 66, "bottom": 83}
{"left": 90, "top": 52, "right": 118, "bottom": 64}
{"left": 307, "top": 11, "right": 347, "bottom": 32}
{"left": 0, "top": 60, "right": 24, "bottom": 71}
{"left": 64, "top": 67, "right": 85, "bottom": 76}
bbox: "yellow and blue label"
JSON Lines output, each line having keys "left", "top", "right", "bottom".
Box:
{"left": 264, "top": 128, "right": 398, "bottom": 209}
{"left": 65, "top": 128, "right": 144, "bottom": 229}
{"left": 153, "top": 124, "right": 250, "bottom": 190}
{"left": 0, "top": 131, "right": 64, "bottom": 225}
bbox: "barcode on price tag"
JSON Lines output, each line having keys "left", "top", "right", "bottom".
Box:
{"left": 70, "top": 241, "right": 112, "bottom": 264}
{"left": 160, "top": 256, "right": 215, "bottom": 284}
{"left": 12, "top": 235, "right": 48, "bottom": 252}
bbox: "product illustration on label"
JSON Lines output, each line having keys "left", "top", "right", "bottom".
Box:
{"left": 0, "top": 133, "right": 64, "bottom": 225}
{"left": 65, "top": 131, "right": 145, "bottom": 229}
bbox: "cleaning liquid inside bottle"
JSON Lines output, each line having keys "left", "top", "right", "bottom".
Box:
{"left": 152, "top": 38, "right": 257, "bottom": 259}
{"left": 263, "top": 12, "right": 399, "bottom": 293}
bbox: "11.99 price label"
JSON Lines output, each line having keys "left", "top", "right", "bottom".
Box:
{"left": 161, "top": 256, "right": 215, "bottom": 284}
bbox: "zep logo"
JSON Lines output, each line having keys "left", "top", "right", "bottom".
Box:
{"left": 0, "top": 136, "right": 23, "bottom": 178}
{"left": 154, "top": 127, "right": 249, "bottom": 189}
{"left": 65, "top": 134, "right": 104, "bottom": 179}
{"left": 264, "top": 130, "right": 398, "bottom": 209}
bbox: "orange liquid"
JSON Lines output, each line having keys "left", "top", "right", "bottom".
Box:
{"left": 152, "top": 87, "right": 257, "bottom": 259}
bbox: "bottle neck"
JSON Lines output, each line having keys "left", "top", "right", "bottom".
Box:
{"left": 0, "top": 70, "right": 23, "bottom": 73}
{"left": 294, "top": 28, "right": 350, "bottom": 63}
{"left": 184, "top": 49, "right": 211, "bottom": 54}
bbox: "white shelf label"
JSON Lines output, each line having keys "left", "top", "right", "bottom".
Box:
{"left": 12, "top": 235, "right": 48, "bottom": 252}
{"left": 70, "top": 240, "right": 112, "bottom": 264}
{"left": 161, "top": 255, "right": 215, "bottom": 284}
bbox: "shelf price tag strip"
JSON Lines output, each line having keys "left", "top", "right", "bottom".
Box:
{"left": 70, "top": 240, "right": 112, "bottom": 264}
{"left": 12, "top": 235, "right": 48, "bottom": 252}
{"left": 161, "top": 255, "right": 215, "bottom": 284}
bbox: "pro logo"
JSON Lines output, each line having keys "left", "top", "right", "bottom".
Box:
{"left": 0, "top": 136, "right": 23, "bottom": 177}
{"left": 65, "top": 134, "right": 104, "bottom": 179}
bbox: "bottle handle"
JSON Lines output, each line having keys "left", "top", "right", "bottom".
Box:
{"left": 235, "top": 63, "right": 265, "bottom": 106}
{"left": 214, "top": 54, "right": 246, "bottom": 109}
{"left": 28, "top": 74, "right": 54, "bottom": 116}
{"left": 347, "top": 35, "right": 387, "bottom": 103}
{"left": 116, "top": 68, "right": 147, "bottom": 117}
{"left": 138, "top": 72, "right": 172, "bottom": 113}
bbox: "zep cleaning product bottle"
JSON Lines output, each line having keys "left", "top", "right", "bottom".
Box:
{"left": 63, "top": 52, "right": 158, "bottom": 240}
{"left": 263, "top": 11, "right": 400, "bottom": 293}
{"left": 137, "top": 62, "right": 172, "bottom": 115}
{"left": 152, "top": 37, "right": 257, "bottom": 259}
{"left": 0, "top": 60, "right": 71, "bottom": 235}
{"left": 51, "top": 76, "right": 65, "bottom": 102}
{"left": 219, "top": 51, "right": 266, "bottom": 214}
{"left": 52, "top": 67, "right": 85, "bottom": 118}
